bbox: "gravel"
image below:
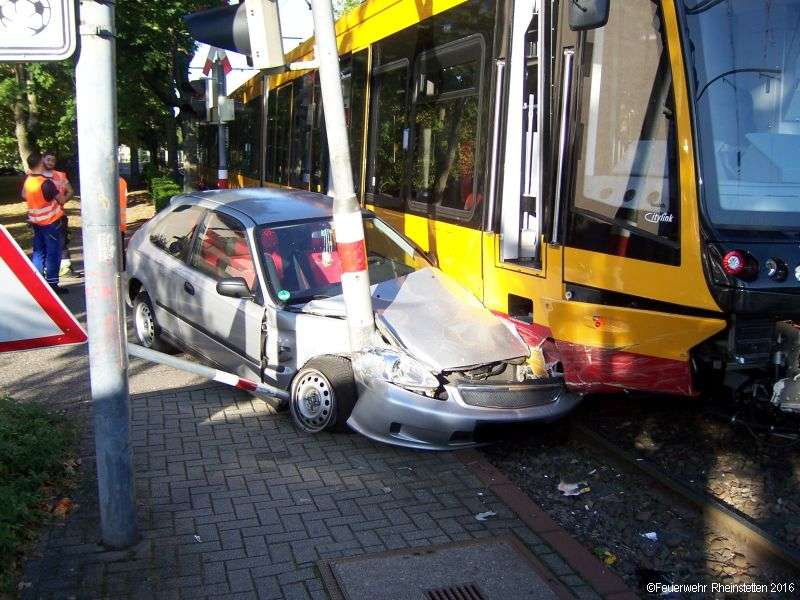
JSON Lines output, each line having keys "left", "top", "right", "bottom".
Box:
{"left": 480, "top": 403, "right": 799, "bottom": 598}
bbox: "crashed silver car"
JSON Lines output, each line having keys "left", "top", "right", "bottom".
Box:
{"left": 125, "top": 188, "right": 579, "bottom": 449}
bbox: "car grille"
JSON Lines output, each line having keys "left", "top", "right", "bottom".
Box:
{"left": 458, "top": 381, "right": 561, "bottom": 409}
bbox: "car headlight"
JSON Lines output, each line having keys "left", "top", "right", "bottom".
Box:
{"left": 354, "top": 347, "right": 440, "bottom": 392}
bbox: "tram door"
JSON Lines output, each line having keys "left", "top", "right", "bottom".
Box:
{"left": 498, "top": 0, "right": 544, "bottom": 268}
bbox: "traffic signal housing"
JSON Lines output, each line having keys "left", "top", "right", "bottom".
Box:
{"left": 184, "top": 0, "right": 285, "bottom": 70}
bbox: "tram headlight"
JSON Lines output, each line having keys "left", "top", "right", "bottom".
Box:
{"left": 354, "top": 347, "right": 440, "bottom": 392}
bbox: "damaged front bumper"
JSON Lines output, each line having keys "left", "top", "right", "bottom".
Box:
{"left": 346, "top": 377, "right": 581, "bottom": 450}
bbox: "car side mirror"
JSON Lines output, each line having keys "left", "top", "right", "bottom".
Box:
{"left": 569, "top": 0, "right": 609, "bottom": 31}
{"left": 216, "top": 277, "right": 253, "bottom": 299}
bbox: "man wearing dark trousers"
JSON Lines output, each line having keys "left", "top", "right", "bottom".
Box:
{"left": 22, "top": 151, "right": 69, "bottom": 294}
{"left": 42, "top": 151, "right": 75, "bottom": 276}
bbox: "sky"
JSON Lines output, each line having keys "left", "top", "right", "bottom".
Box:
{"left": 187, "top": 0, "right": 316, "bottom": 93}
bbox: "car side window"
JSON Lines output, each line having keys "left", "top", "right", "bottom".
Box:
{"left": 149, "top": 205, "right": 205, "bottom": 260}
{"left": 190, "top": 212, "right": 257, "bottom": 291}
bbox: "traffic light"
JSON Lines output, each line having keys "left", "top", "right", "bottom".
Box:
{"left": 184, "top": 0, "right": 285, "bottom": 70}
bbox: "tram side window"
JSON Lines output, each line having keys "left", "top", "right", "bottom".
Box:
{"left": 274, "top": 84, "right": 292, "bottom": 186}
{"left": 265, "top": 89, "right": 278, "bottom": 183}
{"left": 230, "top": 98, "right": 261, "bottom": 180}
{"left": 409, "top": 40, "right": 482, "bottom": 217}
{"left": 349, "top": 51, "right": 368, "bottom": 197}
{"left": 367, "top": 64, "right": 409, "bottom": 209}
{"left": 566, "top": 0, "right": 680, "bottom": 265}
{"left": 310, "top": 72, "right": 329, "bottom": 193}
{"left": 289, "top": 74, "right": 313, "bottom": 189}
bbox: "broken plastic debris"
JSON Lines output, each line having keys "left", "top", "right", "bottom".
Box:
{"left": 588, "top": 469, "right": 597, "bottom": 475}
{"left": 641, "top": 532, "right": 658, "bottom": 541}
{"left": 475, "top": 511, "right": 497, "bottom": 521}
{"left": 193, "top": 535, "right": 201, "bottom": 543}
{"left": 557, "top": 481, "right": 591, "bottom": 497}
{"left": 381, "top": 486, "right": 392, "bottom": 494}
{"left": 593, "top": 547, "right": 618, "bottom": 566}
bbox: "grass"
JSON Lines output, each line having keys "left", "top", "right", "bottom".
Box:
{"left": 0, "top": 396, "right": 77, "bottom": 594}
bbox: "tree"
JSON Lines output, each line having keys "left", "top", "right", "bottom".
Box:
{"left": 334, "top": 0, "right": 364, "bottom": 18}
{"left": 0, "top": 62, "right": 76, "bottom": 170}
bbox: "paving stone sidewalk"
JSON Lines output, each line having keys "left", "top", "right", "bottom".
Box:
{"left": 22, "top": 383, "right": 613, "bottom": 600}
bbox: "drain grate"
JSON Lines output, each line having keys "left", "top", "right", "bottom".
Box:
{"left": 317, "top": 535, "right": 565, "bottom": 600}
{"left": 425, "top": 582, "right": 485, "bottom": 600}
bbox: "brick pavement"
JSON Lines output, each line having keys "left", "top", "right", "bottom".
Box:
{"left": 21, "top": 383, "right": 628, "bottom": 600}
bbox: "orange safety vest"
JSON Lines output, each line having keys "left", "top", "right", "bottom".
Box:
{"left": 119, "top": 177, "right": 128, "bottom": 232}
{"left": 24, "top": 175, "right": 63, "bottom": 226}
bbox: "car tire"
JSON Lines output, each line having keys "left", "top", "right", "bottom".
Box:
{"left": 132, "top": 291, "right": 171, "bottom": 353}
{"left": 290, "top": 356, "right": 357, "bottom": 434}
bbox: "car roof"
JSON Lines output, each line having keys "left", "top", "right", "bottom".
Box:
{"left": 175, "top": 187, "right": 335, "bottom": 225}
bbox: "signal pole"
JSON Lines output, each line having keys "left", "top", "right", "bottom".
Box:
{"left": 310, "top": 0, "right": 376, "bottom": 352}
{"left": 74, "top": 0, "right": 137, "bottom": 548}
{"left": 216, "top": 57, "right": 229, "bottom": 189}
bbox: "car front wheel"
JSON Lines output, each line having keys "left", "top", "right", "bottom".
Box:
{"left": 290, "top": 356, "right": 357, "bottom": 434}
{"left": 132, "top": 291, "right": 170, "bottom": 352}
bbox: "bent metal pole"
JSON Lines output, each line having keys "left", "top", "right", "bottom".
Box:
{"left": 127, "top": 343, "right": 289, "bottom": 402}
{"left": 310, "top": 0, "right": 375, "bottom": 352}
{"left": 75, "top": 0, "right": 137, "bottom": 547}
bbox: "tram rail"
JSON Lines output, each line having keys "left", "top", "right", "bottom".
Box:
{"left": 572, "top": 423, "right": 800, "bottom": 578}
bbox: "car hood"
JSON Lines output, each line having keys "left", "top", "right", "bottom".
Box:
{"left": 301, "top": 267, "right": 529, "bottom": 371}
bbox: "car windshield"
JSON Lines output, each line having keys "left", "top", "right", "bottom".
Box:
{"left": 681, "top": 0, "right": 800, "bottom": 231}
{"left": 256, "top": 216, "right": 431, "bottom": 304}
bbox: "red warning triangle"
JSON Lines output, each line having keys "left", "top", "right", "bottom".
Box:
{"left": 0, "top": 225, "right": 87, "bottom": 352}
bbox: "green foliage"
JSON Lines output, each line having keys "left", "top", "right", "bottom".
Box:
{"left": 335, "top": 0, "right": 364, "bottom": 18}
{"left": 149, "top": 176, "right": 182, "bottom": 212}
{"left": 0, "top": 396, "right": 76, "bottom": 593}
{"left": 0, "top": 62, "right": 77, "bottom": 169}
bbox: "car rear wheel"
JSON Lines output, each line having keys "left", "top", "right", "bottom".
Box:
{"left": 132, "top": 291, "right": 171, "bottom": 352}
{"left": 290, "top": 356, "right": 357, "bottom": 434}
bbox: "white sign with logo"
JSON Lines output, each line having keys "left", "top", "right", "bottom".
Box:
{"left": 0, "top": 0, "right": 76, "bottom": 61}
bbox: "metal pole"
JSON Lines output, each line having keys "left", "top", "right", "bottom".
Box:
{"left": 75, "top": 0, "right": 137, "bottom": 548}
{"left": 260, "top": 72, "right": 269, "bottom": 187}
{"left": 217, "top": 60, "right": 229, "bottom": 188}
{"left": 127, "top": 343, "right": 289, "bottom": 402}
{"left": 310, "top": 0, "right": 375, "bottom": 352}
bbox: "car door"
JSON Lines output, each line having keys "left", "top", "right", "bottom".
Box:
{"left": 141, "top": 204, "right": 207, "bottom": 338}
{"left": 178, "top": 210, "right": 265, "bottom": 381}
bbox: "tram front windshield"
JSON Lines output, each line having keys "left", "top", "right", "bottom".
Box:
{"left": 682, "top": 0, "right": 800, "bottom": 232}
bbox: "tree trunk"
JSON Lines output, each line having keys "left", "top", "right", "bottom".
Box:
{"left": 166, "top": 117, "right": 179, "bottom": 178}
{"left": 130, "top": 144, "right": 140, "bottom": 187}
{"left": 148, "top": 141, "right": 160, "bottom": 168}
{"left": 181, "top": 119, "right": 199, "bottom": 192}
{"left": 13, "top": 65, "right": 34, "bottom": 169}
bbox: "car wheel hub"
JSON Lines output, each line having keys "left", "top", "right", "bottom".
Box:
{"left": 293, "top": 372, "right": 333, "bottom": 432}
{"left": 135, "top": 302, "right": 155, "bottom": 347}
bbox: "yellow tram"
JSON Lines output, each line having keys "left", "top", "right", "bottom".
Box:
{"left": 210, "top": 0, "right": 800, "bottom": 410}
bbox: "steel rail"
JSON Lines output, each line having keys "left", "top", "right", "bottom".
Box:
{"left": 572, "top": 423, "right": 800, "bottom": 575}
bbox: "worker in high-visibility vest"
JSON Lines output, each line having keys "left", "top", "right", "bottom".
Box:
{"left": 42, "top": 151, "right": 74, "bottom": 276}
{"left": 119, "top": 175, "right": 128, "bottom": 270}
{"left": 22, "top": 151, "right": 68, "bottom": 294}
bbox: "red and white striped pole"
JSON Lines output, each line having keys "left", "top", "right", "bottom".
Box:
{"left": 127, "top": 343, "right": 289, "bottom": 402}
{"left": 216, "top": 50, "right": 232, "bottom": 189}
{"left": 310, "top": 0, "right": 375, "bottom": 352}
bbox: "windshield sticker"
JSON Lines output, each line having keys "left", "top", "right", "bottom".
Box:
{"left": 277, "top": 290, "right": 291, "bottom": 302}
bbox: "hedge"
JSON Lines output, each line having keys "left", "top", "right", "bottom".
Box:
{"left": 149, "top": 176, "right": 182, "bottom": 212}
